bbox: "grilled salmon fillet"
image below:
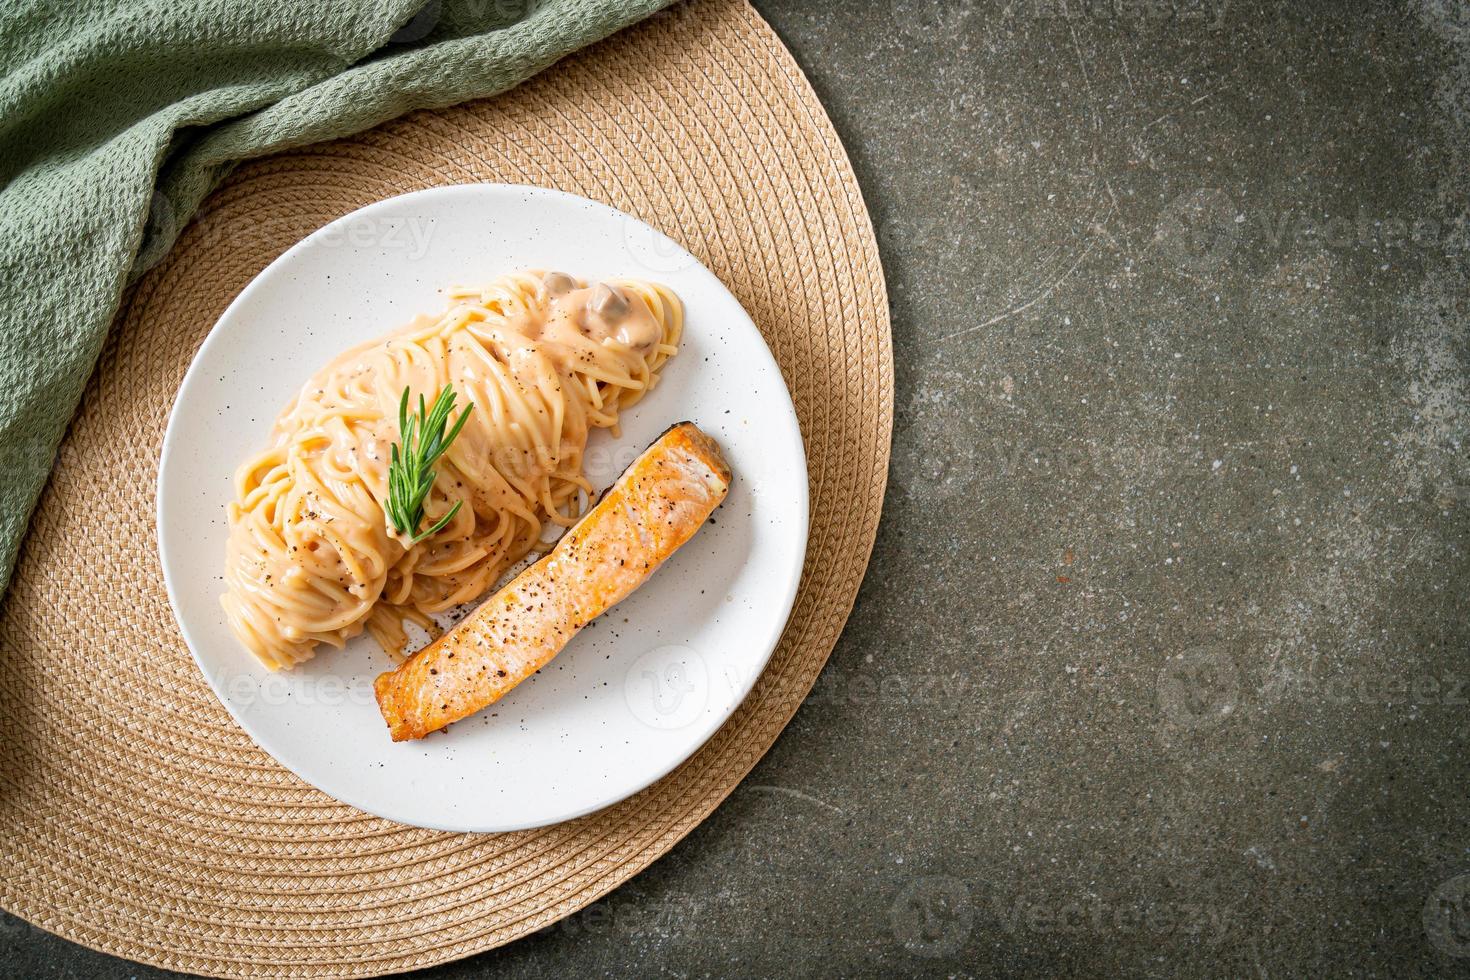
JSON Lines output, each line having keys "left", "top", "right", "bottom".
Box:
{"left": 374, "top": 422, "right": 732, "bottom": 741}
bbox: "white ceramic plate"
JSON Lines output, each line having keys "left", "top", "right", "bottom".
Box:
{"left": 157, "top": 185, "right": 808, "bottom": 832}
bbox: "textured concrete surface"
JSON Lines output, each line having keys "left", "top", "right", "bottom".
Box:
{"left": 4, "top": 0, "right": 1469, "bottom": 976}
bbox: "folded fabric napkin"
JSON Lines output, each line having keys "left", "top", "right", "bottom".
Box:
{"left": 0, "top": 0, "right": 669, "bottom": 597}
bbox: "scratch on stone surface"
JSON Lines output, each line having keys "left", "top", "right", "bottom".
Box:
{"left": 1141, "top": 91, "right": 1215, "bottom": 134}
{"left": 1068, "top": 21, "right": 1104, "bottom": 135}
{"left": 935, "top": 238, "right": 1099, "bottom": 344}
{"left": 743, "top": 784, "right": 846, "bottom": 816}
{"left": 932, "top": 22, "right": 1117, "bottom": 347}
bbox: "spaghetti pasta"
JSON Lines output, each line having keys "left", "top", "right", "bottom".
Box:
{"left": 221, "top": 270, "right": 682, "bottom": 669}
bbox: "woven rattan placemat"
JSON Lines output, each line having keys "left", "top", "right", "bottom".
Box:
{"left": 0, "top": 1, "right": 891, "bottom": 975}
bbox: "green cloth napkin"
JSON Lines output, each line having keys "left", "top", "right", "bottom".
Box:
{"left": 0, "top": 0, "right": 669, "bottom": 598}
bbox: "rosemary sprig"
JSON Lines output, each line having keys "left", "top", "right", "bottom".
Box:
{"left": 386, "top": 384, "right": 473, "bottom": 545}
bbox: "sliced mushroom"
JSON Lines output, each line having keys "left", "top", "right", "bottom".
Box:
{"left": 542, "top": 271, "right": 576, "bottom": 297}
{"left": 588, "top": 283, "right": 630, "bottom": 322}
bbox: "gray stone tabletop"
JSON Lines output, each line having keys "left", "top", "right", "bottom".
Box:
{"left": 3, "top": 0, "right": 1467, "bottom": 976}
